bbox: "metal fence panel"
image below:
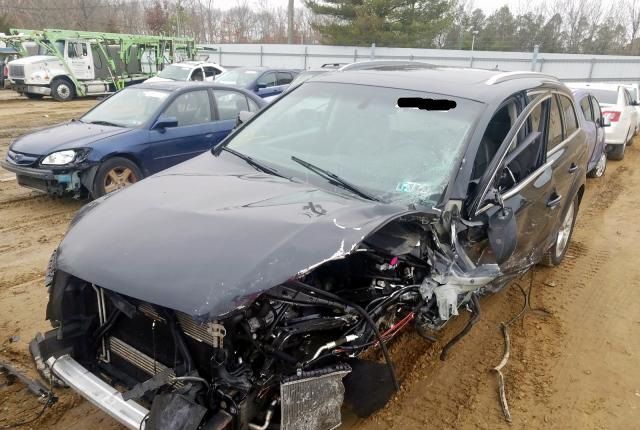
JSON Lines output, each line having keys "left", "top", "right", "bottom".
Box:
{"left": 199, "top": 43, "right": 640, "bottom": 83}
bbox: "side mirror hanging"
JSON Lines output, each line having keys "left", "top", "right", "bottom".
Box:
{"left": 486, "top": 188, "right": 518, "bottom": 265}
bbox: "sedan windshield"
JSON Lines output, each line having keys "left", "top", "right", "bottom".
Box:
{"left": 157, "top": 64, "right": 192, "bottom": 81}
{"left": 216, "top": 69, "right": 260, "bottom": 86}
{"left": 81, "top": 88, "right": 170, "bottom": 128}
{"left": 225, "top": 82, "right": 483, "bottom": 206}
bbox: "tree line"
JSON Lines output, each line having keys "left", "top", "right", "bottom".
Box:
{"left": 2, "top": 0, "right": 640, "bottom": 55}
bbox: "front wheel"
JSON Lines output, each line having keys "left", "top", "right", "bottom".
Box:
{"left": 92, "top": 157, "right": 143, "bottom": 198}
{"left": 541, "top": 196, "right": 579, "bottom": 267}
{"left": 587, "top": 152, "right": 607, "bottom": 178}
{"left": 51, "top": 78, "right": 75, "bottom": 102}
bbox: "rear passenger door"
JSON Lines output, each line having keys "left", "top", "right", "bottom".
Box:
{"left": 146, "top": 89, "right": 218, "bottom": 173}
{"left": 591, "top": 96, "right": 605, "bottom": 147}
{"left": 578, "top": 95, "right": 597, "bottom": 159}
{"left": 551, "top": 94, "right": 585, "bottom": 233}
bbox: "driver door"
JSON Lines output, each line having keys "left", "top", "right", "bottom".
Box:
{"left": 65, "top": 40, "right": 93, "bottom": 80}
{"left": 474, "top": 93, "right": 557, "bottom": 274}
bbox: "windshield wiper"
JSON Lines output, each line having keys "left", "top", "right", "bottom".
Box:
{"left": 88, "top": 120, "right": 123, "bottom": 127}
{"left": 290, "top": 156, "right": 380, "bottom": 202}
{"left": 222, "top": 147, "right": 290, "bottom": 179}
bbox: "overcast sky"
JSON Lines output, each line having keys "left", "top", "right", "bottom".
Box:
{"left": 217, "top": 0, "right": 516, "bottom": 14}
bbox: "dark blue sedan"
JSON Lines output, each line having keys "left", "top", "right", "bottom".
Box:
{"left": 215, "top": 67, "right": 299, "bottom": 98}
{"left": 1, "top": 81, "right": 265, "bottom": 197}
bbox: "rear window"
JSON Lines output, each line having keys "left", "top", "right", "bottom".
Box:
{"left": 588, "top": 89, "right": 618, "bottom": 105}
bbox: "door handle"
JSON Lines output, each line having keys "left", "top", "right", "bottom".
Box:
{"left": 547, "top": 193, "right": 562, "bottom": 208}
{"left": 568, "top": 163, "right": 578, "bottom": 173}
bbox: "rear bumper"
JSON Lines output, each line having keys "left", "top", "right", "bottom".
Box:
{"left": 47, "top": 355, "right": 149, "bottom": 430}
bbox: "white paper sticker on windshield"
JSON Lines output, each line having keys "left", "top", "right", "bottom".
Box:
{"left": 142, "top": 90, "right": 168, "bottom": 99}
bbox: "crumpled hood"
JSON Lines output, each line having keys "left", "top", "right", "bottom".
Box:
{"left": 11, "top": 121, "right": 130, "bottom": 155}
{"left": 56, "top": 152, "right": 416, "bottom": 319}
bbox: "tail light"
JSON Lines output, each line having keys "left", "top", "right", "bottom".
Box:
{"left": 602, "top": 111, "right": 621, "bottom": 122}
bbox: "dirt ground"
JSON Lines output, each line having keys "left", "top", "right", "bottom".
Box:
{"left": 0, "top": 89, "right": 638, "bottom": 429}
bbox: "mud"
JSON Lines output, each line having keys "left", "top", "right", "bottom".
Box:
{"left": 1, "top": 90, "right": 639, "bottom": 429}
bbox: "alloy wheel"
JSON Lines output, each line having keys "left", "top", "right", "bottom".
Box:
{"left": 555, "top": 202, "right": 574, "bottom": 257}
{"left": 103, "top": 167, "right": 138, "bottom": 193}
{"left": 594, "top": 152, "right": 607, "bottom": 177}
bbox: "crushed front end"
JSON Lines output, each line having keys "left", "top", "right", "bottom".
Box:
{"left": 32, "top": 204, "right": 507, "bottom": 430}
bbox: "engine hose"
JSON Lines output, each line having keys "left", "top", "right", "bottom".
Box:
{"left": 91, "top": 309, "right": 121, "bottom": 349}
{"left": 163, "top": 311, "right": 194, "bottom": 373}
{"left": 286, "top": 280, "right": 400, "bottom": 391}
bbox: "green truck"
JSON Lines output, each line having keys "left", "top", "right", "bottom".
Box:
{"left": 4, "top": 28, "right": 195, "bottom": 101}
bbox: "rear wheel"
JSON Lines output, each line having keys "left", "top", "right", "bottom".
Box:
{"left": 25, "top": 93, "right": 44, "bottom": 100}
{"left": 608, "top": 143, "right": 625, "bottom": 160}
{"left": 93, "top": 157, "right": 142, "bottom": 198}
{"left": 541, "top": 196, "right": 578, "bottom": 267}
{"left": 51, "top": 78, "right": 75, "bottom": 102}
{"left": 587, "top": 152, "right": 607, "bottom": 178}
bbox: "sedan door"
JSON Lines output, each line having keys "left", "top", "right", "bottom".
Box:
{"left": 145, "top": 89, "right": 219, "bottom": 173}
{"left": 473, "top": 93, "right": 557, "bottom": 274}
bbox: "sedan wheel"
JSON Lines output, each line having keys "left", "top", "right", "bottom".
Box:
{"left": 104, "top": 167, "right": 138, "bottom": 193}
{"left": 588, "top": 152, "right": 607, "bottom": 178}
{"left": 541, "top": 197, "right": 578, "bottom": 267}
{"left": 93, "top": 157, "right": 143, "bottom": 198}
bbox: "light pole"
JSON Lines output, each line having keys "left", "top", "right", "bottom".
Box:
{"left": 471, "top": 30, "right": 479, "bottom": 52}
{"left": 287, "top": 0, "right": 294, "bottom": 44}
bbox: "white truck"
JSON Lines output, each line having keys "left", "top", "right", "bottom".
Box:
{"left": 4, "top": 28, "right": 195, "bottom": 101}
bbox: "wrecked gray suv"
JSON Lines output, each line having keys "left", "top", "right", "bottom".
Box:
{"left": 32, "top": 65, "right": 588, "bottom": 430}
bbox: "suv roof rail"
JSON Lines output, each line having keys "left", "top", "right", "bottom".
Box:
{"left": 339, "top": 60, "right": 435, "bottom": 71}
{"left": 486, "top": 71, "right": 560, "bottom": 85}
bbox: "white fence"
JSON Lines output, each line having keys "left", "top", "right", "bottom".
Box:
{"left": 198, "top": 43, "right": 640, "bottom": 83}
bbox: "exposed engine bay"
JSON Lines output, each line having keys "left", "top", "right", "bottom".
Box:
{"left": 34, "top": 210, "right": 508, "bottom": 430}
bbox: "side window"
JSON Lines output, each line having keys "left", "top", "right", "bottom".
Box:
{"left": 559, "top": 95, "right": 578, "bottom": 137}
{"left": 591, "top": 97, "right": 602, "bottom": 123}
{"left": 277, "top": 72, "right": 293, "bottom": 85}
{"left": 190, "top": 68, "right": 204, "bottom": 81}
{"left": 257, "top": 72, "right": 277, "bottom": 88}
{"left": 203, "top": 67, "right": 218, "bottom": 78}
{"left": 499, "top": 100, "right": 546, "bottom": 190}
{"left": 162, "top": 90, "right": 212, "bottom": 126}
{"left": 548, "top": 96, "right": 563, "bottom": 149}
{"left": 67, "top": 42, "right": 77, "bottom": 58}
{"left": 214, "top": 90, "right": 249, "bottom": 121}
{"left": 623, "top": 89, "right": 631, "bottom": 105}
{"left": 472, "top": 103, "right": 513, "bottom": 180}
{"left": 580, "top": 97, "right": 593, "bottom": 122}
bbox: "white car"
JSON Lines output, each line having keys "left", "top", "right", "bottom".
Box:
{"left": 619, "top": 83, "right": 640, "bottom": 131}
{"left": 145, "top": 61, "right": 225, "bottom": 83}
{"left": 567, "top": 82, "right": 638, "bottom": 160}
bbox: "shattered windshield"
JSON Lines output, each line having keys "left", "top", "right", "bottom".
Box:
{"left": 81, "top": 88, "right": 169, "bottom": 127}
{"left": 225, "top": 82, "right": 483, "bottom": 206}
{"left": 157, "top": 64, "right": 192, "bottom": 80}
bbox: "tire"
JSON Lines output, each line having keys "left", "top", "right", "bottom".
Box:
{"left": 627, "top": 127, "right": 635, "bottom": 145}
{"left": 25, "top": 93, "right": 44, "bottom": 100}
{"left": 541, "top": 196, "right": 579, "bottom": 267}
{"left": 607, "top": 143, "right": 625, "bottom": 160}
{"left": 92, "top": 157, "right": 143, "bottom": 198}
{"left": 587, "top": 151, "right": 607, "bottom": 178}
{"left": 51, "top": 78, "right": 75, "bottom": 102}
